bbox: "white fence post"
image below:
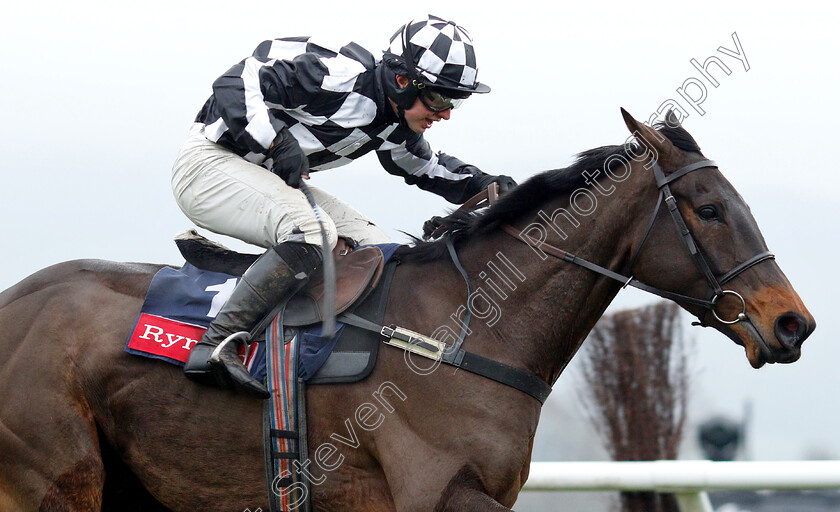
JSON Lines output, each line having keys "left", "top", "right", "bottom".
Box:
{"left": 674, "top": 492, "right": 713, "bottom": 512}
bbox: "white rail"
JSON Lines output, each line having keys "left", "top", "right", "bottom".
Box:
{"left": 522, "top": 461, "right": 840, "bottom": 512}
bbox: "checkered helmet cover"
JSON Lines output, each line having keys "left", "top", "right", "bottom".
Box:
{"left": 386, "top": 15, "right": 490, "bottom": 94}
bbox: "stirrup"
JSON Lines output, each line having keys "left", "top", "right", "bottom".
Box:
{"left": 209, "top": 331, "right": 252, "bottom": 364}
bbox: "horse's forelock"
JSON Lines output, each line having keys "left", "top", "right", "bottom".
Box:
{"left": 654, "top": 121, "right": 703, "bottom": 154}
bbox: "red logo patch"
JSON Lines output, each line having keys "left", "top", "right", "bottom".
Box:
{"left": 127, "top": 313, "right": 206, "bottom": 363}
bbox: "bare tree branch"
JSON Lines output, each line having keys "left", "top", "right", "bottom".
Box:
{"left": 579, "top": 302, "right": 691, "bottom": 512}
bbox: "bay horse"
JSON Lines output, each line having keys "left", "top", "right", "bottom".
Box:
{"left": 0, "top": 110, "right": 815, "bottom": 511}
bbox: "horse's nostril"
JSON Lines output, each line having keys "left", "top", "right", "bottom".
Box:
{"left": 780, "top": 316, "right": 799, "bottom": 334}
{"left": 774, "top": 312, "right": 808, "bottom": 348}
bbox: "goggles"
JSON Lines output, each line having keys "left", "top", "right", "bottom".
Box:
{"left": 416, "top": 84, "right": 467, "bottom": 112}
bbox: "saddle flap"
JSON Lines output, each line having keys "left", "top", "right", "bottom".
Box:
{"left": 284, "top": 246, "right": 385, "bottom": 326}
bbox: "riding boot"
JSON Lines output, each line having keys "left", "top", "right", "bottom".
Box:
{"left": 184, "top": 242, "right": 322, "bottom": 398}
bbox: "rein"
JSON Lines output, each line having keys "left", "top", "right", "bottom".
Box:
{"left": 348, "top": 160, "right": 776, "bottom": 405}
{"left": 337, "top": 183, "right": 553, "bottom": 404}
{"left": 496, "top": 159, "right": 775, "bottom": 327}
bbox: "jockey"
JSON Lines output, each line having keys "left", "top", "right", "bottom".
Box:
{"left": 172, "top": 15, "right": 516, "bottom": 397}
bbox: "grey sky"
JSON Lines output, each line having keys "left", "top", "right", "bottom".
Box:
{"left": 1, "top": 0, "right": 837, "bottom": 463}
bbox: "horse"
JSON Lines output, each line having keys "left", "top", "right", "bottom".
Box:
{"left": 0, "top": 109, "right": 815, "bottom": 512}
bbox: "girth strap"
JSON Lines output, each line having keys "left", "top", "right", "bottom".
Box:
{"left": 338, "top": 312, "right": 552, "bottom": 404}
{"left": 457, "top": 351, "right": 552, "bottom": 403}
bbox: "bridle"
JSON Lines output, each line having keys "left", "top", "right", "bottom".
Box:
{"left": 397, "top": 160, "right": 777, "bottom": 403}
{"left": 495, "top": 158, "right": 775, "bottom": 327}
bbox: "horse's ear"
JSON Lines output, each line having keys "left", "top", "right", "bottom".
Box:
{"left": 665, "top": 109, "right": 680, "bottom": 127}
{"left": 620, "top": 107, "right": 676, "bottom": 162}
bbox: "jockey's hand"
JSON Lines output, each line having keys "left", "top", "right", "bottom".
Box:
{"left": 270, "top": 128, "right": 310, "bottom": 189}
{"left": 422, "top": 215, "right": 446, "bottom": 240}
{"left": 470, "top": 172, "right": 518, "bottom": 195}
{"left": 492, "top": 175, "right": 518, "bottom": 193}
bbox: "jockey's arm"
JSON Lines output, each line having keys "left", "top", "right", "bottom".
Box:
{"left": 377, "top": 135, "right": 516, "bottom": 204}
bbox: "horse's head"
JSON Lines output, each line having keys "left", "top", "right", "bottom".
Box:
{"left": 621, "top": 109, "right": 815, "bottom": 368}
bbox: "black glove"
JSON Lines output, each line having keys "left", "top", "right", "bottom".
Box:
{"left": 422, "top": 215, "right": 446, "bottom": 240}
{"left": 491, "top": 174, "right": 518, "bottom": 192}
{"left": 269, "top": 127, "right": 309, "bottom": 188}
{"left": 470, "top": 172, "right": 518, "bottom": 195}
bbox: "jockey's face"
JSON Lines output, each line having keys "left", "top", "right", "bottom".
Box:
{"left": 393, "top": 75, "right": 451, "bottom": 134}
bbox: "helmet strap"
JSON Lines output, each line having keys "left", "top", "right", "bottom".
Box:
{"left": 395, "top": 81, "right": 419, "bottom": 128}
{"left": 380, "top": 65, "right": 419, "bottom": 126}
{"left": 382, "top": 19, "right": 435, "bottom": 126}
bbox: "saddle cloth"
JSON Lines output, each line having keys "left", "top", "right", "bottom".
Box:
{"left": 124, "top": 241, "right": 399, "bottom": 383}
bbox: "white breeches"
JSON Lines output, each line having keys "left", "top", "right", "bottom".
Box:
{"left": 171, "top": 123, "right": 391, "bottom": 250}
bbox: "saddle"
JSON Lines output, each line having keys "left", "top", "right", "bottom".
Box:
{"left": 174, "top": 230, "right": 385, "bottom": 326}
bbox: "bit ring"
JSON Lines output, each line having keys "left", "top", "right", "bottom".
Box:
{"left": 711, "top": 290, "right": 748, "bottom": 325}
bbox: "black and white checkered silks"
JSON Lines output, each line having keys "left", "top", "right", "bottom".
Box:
{"left": 203, "top": 38, "right": 383, "bottom": 165}
{"left": 387, "top": 15, "right": 487, "bottom": 92}
{"left": 194, "top": 36, "right": 491, "bottom": 204}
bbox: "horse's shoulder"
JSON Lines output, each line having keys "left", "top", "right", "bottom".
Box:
{"left": 0, "top": 259, "right": 169, "bottom": 308}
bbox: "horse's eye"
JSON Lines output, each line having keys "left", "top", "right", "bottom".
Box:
{"left": 697, "top": 205, "right": 719, "bottom": 221}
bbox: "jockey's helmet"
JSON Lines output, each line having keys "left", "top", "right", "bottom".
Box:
{"left": 382, "top": 15, "right": 490, "bottom": 113}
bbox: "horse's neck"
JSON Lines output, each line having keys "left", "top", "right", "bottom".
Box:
{"left": 456, "top": 167, "right": 657, "bottom": 384}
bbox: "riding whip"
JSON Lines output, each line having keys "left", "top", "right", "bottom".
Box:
{"left": 298, "top": 181, "right": 337, "bottom": 338}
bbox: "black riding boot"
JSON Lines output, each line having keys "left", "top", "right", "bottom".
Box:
{"left": 184, "top": 242, "right": 322, "bottom": 398}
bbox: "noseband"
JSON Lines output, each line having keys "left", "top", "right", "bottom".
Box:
{"left": 500, "top": 159, "right": 775, "bottom": 327}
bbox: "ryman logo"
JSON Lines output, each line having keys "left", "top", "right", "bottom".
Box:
{"left": 126, "top": 313, "right": 206, "bottom": 364}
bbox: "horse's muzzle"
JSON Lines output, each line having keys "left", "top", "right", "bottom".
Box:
{"left": 774, "top": 311, "right": 815, "bottom": 351}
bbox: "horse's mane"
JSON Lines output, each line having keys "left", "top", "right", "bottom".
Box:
{"left": 395, "top": 121, "right": 702, "bottom": 262}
